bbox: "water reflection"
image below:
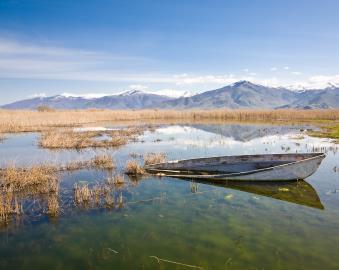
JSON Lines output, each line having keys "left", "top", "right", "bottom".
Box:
{"left": 184, "top": 178, "right": 324, "bottom": 209}
{"left": 191, "top": 124, "right": 306, "bottom": 142}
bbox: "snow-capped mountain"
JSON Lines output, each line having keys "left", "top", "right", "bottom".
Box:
{"left": 2, "top": 81, "right": 339, "bottom": 110}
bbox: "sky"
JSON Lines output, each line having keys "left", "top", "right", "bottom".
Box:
{"left": 0, "top": 0, "right": 339, "bottom": 104}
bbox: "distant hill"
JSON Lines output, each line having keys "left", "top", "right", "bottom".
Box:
{"left": 160, "top": 81, "right": 297, "bottom": 109}
{"left": 2, "top": 90, "right": 174, "bottom": 110}
{"left": 2, "top": 81, "right": 339, "bottom": 110}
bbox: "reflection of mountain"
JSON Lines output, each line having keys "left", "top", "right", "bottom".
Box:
{"left": 190, "top": 124, "right": 297, "bottom": 142}
{"left": 195, "top": 180, "right": 324, "bottom": 209}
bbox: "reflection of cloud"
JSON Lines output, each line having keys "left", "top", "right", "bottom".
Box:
{"left": 179, "top": 137, "right": 255, "bottom": 148}
{"left": 154, "top": 125, "right": 337, "bottom": 151}
{"left": 156, "top": 126, "right": 196, "bottom": 134}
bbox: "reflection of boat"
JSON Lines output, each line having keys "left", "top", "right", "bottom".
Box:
{"left": 145, "top": 153, "right": 325, "bottom": 181}
{"left": 193, "top": 179, "right": 324, "bottom": 209}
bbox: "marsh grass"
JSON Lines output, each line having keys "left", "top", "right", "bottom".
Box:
{"left": 106, "top": 174, "right": 125, "bottom": 186}
{"left": 125, "top": 160, "right": 145, "bottom": 175}
{"left": 0, "top": 165, "right": 58, "bottom": 225}
{"left": 104, "top": 188, "right": 114, "bottom": 208}
{"left": 91, "top": 154, "right": 115, "bottom": 170}
{"left": 1, "top": 109, "right": 338, "bottom": 133}
{"left": 309, "top": 124, "right": 339, "bottom": 141}
{"left": 144, "top": 152, "right": 166, "bottom": 165}
{"left": 39, "top": 130, "right": 128, "bottom": 149}
{"left": 39, "top": 127, "right": 144, "bottom": 149}
{"left": 0, "top": 192, "right": 23, "bottom": 225}
{"left": 0, "top": 165, "right": 58, "bottom": 192}
{"left": 74, "top": 183, "right": 91, "bottom": 206}
{"left": 46, "top": 195, "right": 59, "bottom": 217}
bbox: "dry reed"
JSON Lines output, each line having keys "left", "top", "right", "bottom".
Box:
{"left": 125, "top": 160, "right": 145, "bottom": 175}
{"left": 74, "top": 183, "right": 91, "bottom": 205}
{"left": 0, "top": 165, "right": 58, "bottom": 193}
{"left": 91, "top": 154, "right": 115, "bottom": 169}
{"left": 0, "top": 109, "right": 338, "bottom": 133}
{"left": 39, "top": 128, "right": 144, "bottom": 149}
{"left": 106, "top": 174, "right": 125, "bottom": 186}
{"left": 46, "top": 195, "right": 59, "bottom": 217}
{"left": 144, "top": 152, "right": 166, "bottom": 165}
{"left": 0, "top": 164, "right": 58, "bottom": 225}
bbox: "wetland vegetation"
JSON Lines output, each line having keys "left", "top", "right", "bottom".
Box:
{"left": 0, "top": 109, "right": 338, "bottom": 269}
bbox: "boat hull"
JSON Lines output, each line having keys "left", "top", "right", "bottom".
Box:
{"left": 145, "top": 153, "right": 325, "bottom": 181}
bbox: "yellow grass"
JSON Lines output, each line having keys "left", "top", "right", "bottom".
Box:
{"left": 0, "top": 165, "right": 58, "bottom": 192}
{"left": 46, "top": 195, "right": 59, "bottom": 217}
{"left": 39, "top": 127, "right": 146, "bottom": 149}
{"left": 106, "top": 174, "right": 125, "bottom": 186}
{"left": 91, "top": 154, "right": 115, "bottom": 169}
{"left": 144, "top": 152, "right": 166, "bottom": 165}
{"left": 39, "top": 130, "right": 129, "bottom": 149}
{"left": 74, "top": 183, "right": 91, "bottom": 205}
{"left": 0, "top": 165, "right": 58, "bottom": 224}
{"left": 125, "top": 160, "right": 145, "bottom": 175}
{"left": 0, "top": 109, "right": 338, "bottom": 133}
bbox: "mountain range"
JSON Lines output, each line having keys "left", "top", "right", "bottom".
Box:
{"left": 2, "top": 81, "right": 339, "bottom": 110}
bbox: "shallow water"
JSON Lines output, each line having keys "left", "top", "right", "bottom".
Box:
{"left": 0, "top": 123, "right": 338, "bottom": 269}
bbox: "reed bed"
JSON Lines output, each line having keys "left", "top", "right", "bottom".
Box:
{"left": 309, "top": 124, "right": 339, "bottom": 141}
{"left": 0, "top": 109, "right": 338, "bottom": 133}
{"left": 0, "top": 165, "right": 59, "bottom": 225}
{"left": 144, "top": 152, "right": 166, "bottom": 165}
{"left": 91, "top": 154, "right": 115, "bottom": 170}
{"left": 39, "top": 130, "right": 128, "bottom": 149}
{"left": 73, "top": 181, "right": 119, "bottom": 208}
{"left": 125, "top": 160, "right": 145, "bottom": 175}
{"left": 106, "top": 174, "right": 125, "bottom": 186}
{"left": 39, "top": 127, "right": 144, "bottom": 149}
{"left": 74, "top": 183, "right": 91, "bottom": 205}
{"left": 46, "top": 195, "right": 60, "bottom": 217}
{"left": 0, "top": 165, "right": 58, "bottom": 192}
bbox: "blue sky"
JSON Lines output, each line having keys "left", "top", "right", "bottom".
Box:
{"left": 0, "top": 0, "right": 339, "bottom": 104}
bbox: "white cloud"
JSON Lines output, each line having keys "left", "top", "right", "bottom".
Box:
{"left": 287, "top": 74, "right": 339, "bottom": 89}
{"left": 1, "top": 39, "right": 339, "bottom": 91}
{"left": 60, "top": 92, "right": 115, "bottom": 99}
{"left": 128, "top": 84, "right": 148, "bottom": 91}
{"left": 29, "top": 93, "right": 47, "bottom": 98}
{"left": 151, "top": 89, "right": 192, "bottom": 98}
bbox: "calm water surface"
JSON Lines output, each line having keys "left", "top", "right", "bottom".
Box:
{"left": 0, "top": 123, "right": 338, "bottom": 270}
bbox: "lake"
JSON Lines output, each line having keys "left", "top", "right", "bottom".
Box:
{"left": 0, "top": 122, "right": 338, "bottom": 270}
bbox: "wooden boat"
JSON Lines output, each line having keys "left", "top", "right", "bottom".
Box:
{"left": 144, "top": 153, "right": 325, "bottom": 181}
